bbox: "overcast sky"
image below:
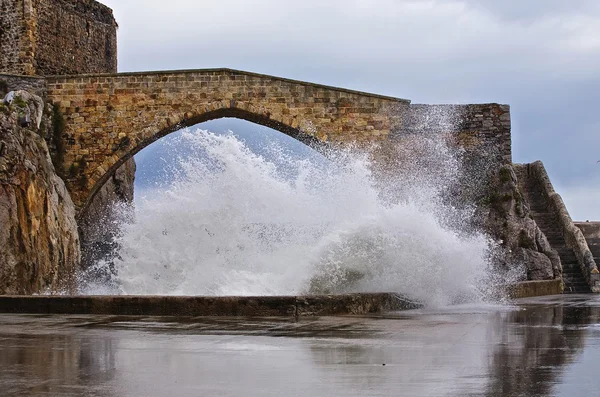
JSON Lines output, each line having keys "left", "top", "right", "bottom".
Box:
{"left": 102, "top": 0, "right": 599, "bottom": 220}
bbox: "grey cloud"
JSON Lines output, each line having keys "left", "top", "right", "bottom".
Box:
{"left": 459, "top": 0, "right": 600, "bottom": 21}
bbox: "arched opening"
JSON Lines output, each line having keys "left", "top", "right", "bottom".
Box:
{"left": 81, "top": 107, "right": 325, "bottom": 213}
{"left": 135, "top": 117, "right": 326, "bottom": 199}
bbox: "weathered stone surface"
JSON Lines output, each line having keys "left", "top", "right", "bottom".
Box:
{"left": 403, "top": 104, "right": 511, "bottom": 165}
{"left": 528, "top": 162, "right": 599, "bottom": 289}
{"left": 575, "top": 221, "right": 600, "bottom": 274}
{"left": 0, "top": 95, "right": 80, "bottom": 294}
{"left": 1, "top": 0, "right": 131, "bottom": 293}
{"left": 45, "top": 69, "right": 409, "bottom": 209}
{"left": 512, "top": 249, "right": 554, "bottom": 280}
{"left": 576, "top": 222, "right": 600, "bottom": 239}
{"left": 296, "top": 293, "right": 420, "bottom": 316}
{"left": 484, "top": 164, "right": 560, "bottom": 281}
{"left": 3, "top": 90, "right": 44, "bottom": 128}
{"left": 0, "top": 75, "right": 46, "bottom": 98}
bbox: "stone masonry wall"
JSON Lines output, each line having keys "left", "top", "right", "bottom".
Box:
{"left": 0, "top": 0, "right": 117, "bottom": 76}
{"left": 402, "top": 104, "right": 511, "bottom": 164}
{"left": 0, "top": 73, "right": 46, "bottom": 97}
{"left": 1, "top": 1, "right": 126, "bottom": 276}
{"left": 32, "top": 0, "right": 117, "bottom": 75}
{"left": 0, "top": 0, "right": 29, "bottom": 75}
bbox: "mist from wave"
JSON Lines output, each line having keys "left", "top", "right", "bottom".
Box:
{"left": 80, "top": 126, "right": 507, "bottom": 307}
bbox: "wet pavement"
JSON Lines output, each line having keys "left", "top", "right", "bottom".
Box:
{"left": 1, "top": 295, "right": 600, "bottom": 396}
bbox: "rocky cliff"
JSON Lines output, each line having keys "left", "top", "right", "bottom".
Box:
{"left": 484, "top": 164, "right": 561, "bottom": 281}
{"left": 0, "top": 92, "right": 80, "bottom": 294}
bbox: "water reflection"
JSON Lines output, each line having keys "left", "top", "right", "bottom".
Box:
{"left": 0, "top": 317, "right": 116, "bottom": 397}
{"left": 0, "top": 297, "right": 599, "bottom": 396}
{"left": 485, "top": 304, "right": 592, "bottom": 397}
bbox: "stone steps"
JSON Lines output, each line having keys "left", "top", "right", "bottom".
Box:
{"left": 517, "top": 169, "right": 591, "bottom": 294}
{"left": 585, "top": 238, "right": 600, "bottom": 258}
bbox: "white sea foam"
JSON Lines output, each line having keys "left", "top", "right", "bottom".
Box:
{"left": 81, "top": 127, "right": 504, "bottom": 306}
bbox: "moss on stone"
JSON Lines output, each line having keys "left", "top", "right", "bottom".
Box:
{"left": 12, "top": 95, "right": 27, "bottom": 109}
{"left": 499, "top": 167, "right": 512, "bottom": 183}
{"left": 501, "top": 193, "right": 513, "bottom": 202}
{"left": 67, "top": 163, "right": 79, "bottom": 178}
{"left": 514, "top": 192, "right": 524, "bottom": 217}
{"left": 77, "top": 173, "right": 88, "bottom": 189}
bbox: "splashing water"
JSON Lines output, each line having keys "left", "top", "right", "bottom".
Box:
{"left": 82, "top": 127, "right": 501, "bottom": 306}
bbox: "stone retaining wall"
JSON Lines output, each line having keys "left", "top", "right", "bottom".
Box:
{"left": 576, "top": 222, "right": 600, "bottom": 238}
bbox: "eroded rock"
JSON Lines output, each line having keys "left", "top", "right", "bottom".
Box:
{"left": 0, "top": 95, "right": 80, "bottom": 294}
{"left": 3, "top": 90, "right": 44, "bottom": 129}
{"left": 484, "top": 165, "right": 560, "bottom": 280}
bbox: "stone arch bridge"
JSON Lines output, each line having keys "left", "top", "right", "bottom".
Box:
{"left": 45, "top": 68, "right": 511, "bottom": 211}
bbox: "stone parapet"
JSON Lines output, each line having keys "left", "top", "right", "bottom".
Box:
{"left": 0, "top": 74, "right": 46, "bottom": 97}
{"left": 575, "top": 222, "right": 600, "bottom": 238}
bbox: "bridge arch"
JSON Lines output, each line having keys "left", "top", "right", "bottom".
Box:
{"left": 45, "top": 68, "right": 410, "bottom": 209}
{"left": 85, "top": 105, "right": 321, "bottom": 213}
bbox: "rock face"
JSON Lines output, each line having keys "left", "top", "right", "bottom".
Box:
{"left": 484, "top": 165, "right": 561, "bottom": 280}
{"left": 78, "top": 158, "right": 135, "bottom": 270}
{"left": 0, "top": 94, "right": 80, "bottom": 294}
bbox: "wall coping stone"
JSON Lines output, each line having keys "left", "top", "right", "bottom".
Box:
{"left": 0, "top": 73, "right": 46, "bottom": 80}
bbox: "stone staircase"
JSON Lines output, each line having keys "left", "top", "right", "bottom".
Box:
{"left": 516, "top": 169, "right": 591, "bottom": 293}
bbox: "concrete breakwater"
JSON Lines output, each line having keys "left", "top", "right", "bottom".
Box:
{"left": 0, "top": 280, "right": 564, "bottom": 317}
{"left": 0, "top": 293, "right": 421, "bottom": 317}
